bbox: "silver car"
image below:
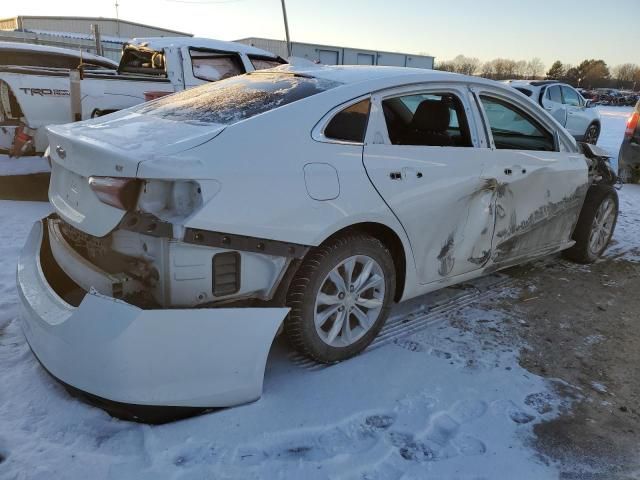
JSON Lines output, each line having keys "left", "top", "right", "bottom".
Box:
{"left": 505, "top": 80, "right": 601, "bottom": 144}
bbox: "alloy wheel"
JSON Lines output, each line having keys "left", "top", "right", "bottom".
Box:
{"left": 314, "top": 255, "right": 385, "bottom": 348}
{"left": 589, "top": 197, "right": 616, "bottom": 255}
{"left": 585, "top": 125, "right": 599, "bottom": 145}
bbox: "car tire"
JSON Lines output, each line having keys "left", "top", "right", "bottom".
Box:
{"left": 285, "top": 233, "right": 396, "bottom": 363}
{"left": 563, "top": 185, "right": 618, "bottom": 264}
{"left": 584, "top": 123, "right": 600, "bottom": 145}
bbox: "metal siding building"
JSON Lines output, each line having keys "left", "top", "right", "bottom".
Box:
{"left": 236, "top": 37, "right": 434, "bottom": 69}
{"left": 0, "top": 16, "right": 192, "bottom": 61}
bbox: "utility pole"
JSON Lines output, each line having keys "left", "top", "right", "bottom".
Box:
{"left": 280, "top": 0, "right": 292, "bottom": 58}
{"left": 115, "top": 0, "right": 121, "bottom": 37}
{"left": 91, "top": 24, "right": 103, "bottom": 56}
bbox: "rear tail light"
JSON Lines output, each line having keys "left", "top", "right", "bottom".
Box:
{"left": 625, "top": 112, "right": 639, "bottom": 139}
{"left": 144, "top": 91, "right": 172, "bottom": 102}
{"left": 88, "top": 176, "right": 141, "bottom": 210}
{"left": 9, "top": 125, "right": 35, "bottom": 158}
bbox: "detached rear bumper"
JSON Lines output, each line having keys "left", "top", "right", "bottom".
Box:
{"left": 17, "top": 219, "right": 289, "bottom": 417}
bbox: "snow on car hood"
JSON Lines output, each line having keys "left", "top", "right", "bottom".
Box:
{"left": 46, "top": 110, "right": 226, "bottom": 178}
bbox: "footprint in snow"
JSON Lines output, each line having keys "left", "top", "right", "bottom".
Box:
{"left": 393, "top": 339, "right": 455, "bottom": 361}
{"left": 234, "top": 412, "right": 397, "bottom": 466}
{"left": 386, "top": 399, "right": 488, "bottom": 463}
{"left": 491, "top": 400, "right": 537, "bottom": 425}
{"left": 524, "top": 392, "right": 554, "bottom": 415}
{"left": 393, "top": 339, "right": 425, "bottom": 353}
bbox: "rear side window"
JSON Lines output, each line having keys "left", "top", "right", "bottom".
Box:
{"left": 190, "top": 49, "right": 244, "bottom": 81}
{"left": 137, "top": 73, "right": 341, "bottom": 125}
{"left": 514, "top": 88, "right": 532, "bottom": 97}
{"left": 547, "top": 85, "right": 563, "bottom": 103}
{"left": 480, "top": 96, "right": 555, "bottom": 151}
{"left": 324, "top": 99, "right": 371, "bottom": 143}
{"left": 249, "top": 55, "right": 287, "bottom": 71}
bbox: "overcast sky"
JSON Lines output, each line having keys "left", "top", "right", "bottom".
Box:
{"left": 5, "top": 0, "right": 639, "bottom": 68}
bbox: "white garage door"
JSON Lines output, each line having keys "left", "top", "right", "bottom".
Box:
{"left": 357, "top": 53, "right": 375, "bottom": 65}
{"left": 318, "top": 49, "right": 339, "bottom": 65}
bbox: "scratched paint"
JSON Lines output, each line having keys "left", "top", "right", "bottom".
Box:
{"left": 491, "top": 183, "right": 588, "bottom": 267}
{"left": 437, "top": 234, "right": 456, "bottom": 276}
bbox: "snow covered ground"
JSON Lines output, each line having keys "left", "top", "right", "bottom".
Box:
{"left": 0, "top": 106, "right": 636, "bottom": 480}
{"left": 0, "top": 154, "right": 49, "bottom": 176}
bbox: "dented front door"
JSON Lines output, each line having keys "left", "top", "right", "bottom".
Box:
{"left": 363, "top": 146, "right": 496, "bottom": 284}
{"left": 476, "top": 94, "right": 588, "bottom": 268}
{"left": 482, "top": 152, "right": 587, "bottom": 267}
{"left": 363, "top": 90, "right": 495, "bottom": 285}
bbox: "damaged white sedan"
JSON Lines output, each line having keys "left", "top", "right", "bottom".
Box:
{"left": 17, "top": 65, "right": 618, "bottom": 421}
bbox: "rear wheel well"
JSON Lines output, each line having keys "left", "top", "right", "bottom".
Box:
{"left": 322, "top": 223, "right": 407, "bottom": 302}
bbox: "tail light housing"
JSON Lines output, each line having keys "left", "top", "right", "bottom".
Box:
{"left": 144, "top": 91, "right": 172, "bottom": 102}
{"left": 625, "top": 111, "right": 639, "bottom": 139}
{"left": 88, "top": 176, "right": 141, "bottom": 210}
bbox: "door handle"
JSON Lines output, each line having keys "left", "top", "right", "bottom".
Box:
{"left": 390, "top": 171, "right": 402, "bottom": 180}
{"left": 504, "top": 168, "right": 513, "bottom": 175}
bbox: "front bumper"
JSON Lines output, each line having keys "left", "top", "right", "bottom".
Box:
{"left": 17, "top": 219, "right": 289, "bottom": 414}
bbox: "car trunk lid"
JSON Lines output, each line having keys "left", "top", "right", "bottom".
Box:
{"left": 46, "top": 111, "right": 225, "bottom": 237}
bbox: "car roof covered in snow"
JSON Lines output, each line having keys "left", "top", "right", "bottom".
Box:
{"left": 127, "top": 37, "right": 280, "bottom": 58}
{"left": 0, "top": 41, "right": 118, "bottom": 67}
{"left": 268, "top": 63, "right": 501, "bottom": 91}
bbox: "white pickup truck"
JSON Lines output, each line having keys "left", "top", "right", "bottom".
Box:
{"left": 0, "top": 37, "right": 285, "bottom": 156}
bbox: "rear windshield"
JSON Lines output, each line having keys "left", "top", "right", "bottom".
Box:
{"left": 119, "top": 47, "right": 166, "bottom": 77}
{"left": 136, "top": 72, "right": 341, "bottom": 125}
{"left": 514, "top": 87, "right": 533, "bottom": 97}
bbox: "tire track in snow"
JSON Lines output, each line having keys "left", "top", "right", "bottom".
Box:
{"left": 289, "top": 274, "right": 515, "bottom": 371}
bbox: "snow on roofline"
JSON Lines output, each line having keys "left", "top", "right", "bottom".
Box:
{"left": 26, "top": 28, "right": 125, "bottom": 44}
{"left": 0, "top": 15, "right": 192, "bottom": 37}
{"left": 270, "top": 63, "right": 500, "bottom": 88}
{"left": 0, "top": 40, "right": 118, "bottom": 66}
{"left": 128, "top": 37, "right": 280, "bottom": 58}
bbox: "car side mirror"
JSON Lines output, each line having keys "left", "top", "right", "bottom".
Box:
{"left": 585, "top": 100, "right": 594, "bottom": 108}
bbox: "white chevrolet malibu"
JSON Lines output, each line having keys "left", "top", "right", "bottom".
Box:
{"left": 18, "top": 65, "right": 618, "bottom": 421}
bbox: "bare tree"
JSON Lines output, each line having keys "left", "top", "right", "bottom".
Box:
{"left": 613, "top": 63, "right": 639, "bottom": 83}
{"left": 525, "top": 57, "right": 545, "bottom": 79}
{"left": 515, "top": 60, "right": 528, "bottom": 78}
{"left": 435, "top": 61, "right": 456, "bottom": 72}
{"left": 451, "top": 55, "right": 481, "bottom": 76}
{"left": 488, "top": 58, "right": 518, "bottom": 80}
{"left": 480, "top": 61, "right": 495, "bottom": 78}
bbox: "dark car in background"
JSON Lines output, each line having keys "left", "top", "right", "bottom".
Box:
{"left": 618, "top": 100, "right": 640, "bottom": 183}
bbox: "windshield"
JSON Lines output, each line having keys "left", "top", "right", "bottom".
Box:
{"left": 136, "top": 72, "right": 341, "bottom": 125}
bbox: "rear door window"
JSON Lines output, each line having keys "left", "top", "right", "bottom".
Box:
{"left": 190, "top": 49, "right": 244, "bottom": 81}
{"left": 479, "top": 95, "right": 555, "bottom": 151}
{"left": 547, "top": 85, "right": 563, "bottom": 103}
{"left": 138, "top": 73, "right": 341, "bottom": 125}
{"left": 381, "top": 92, "right": 473, "bottom": 147}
